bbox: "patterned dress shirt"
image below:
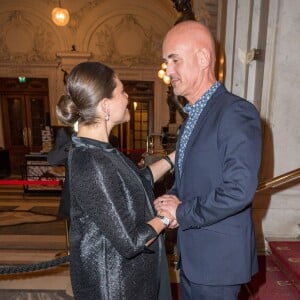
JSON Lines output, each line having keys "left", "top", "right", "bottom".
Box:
{"left": 178, "top": 81, "right": 221, "bottom": 176}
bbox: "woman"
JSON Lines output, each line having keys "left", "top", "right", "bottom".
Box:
{"left": 56, "top": 61, "right": 175, "bottom": 300}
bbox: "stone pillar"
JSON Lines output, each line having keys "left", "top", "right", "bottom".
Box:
{"left": 225, "top": 0, "right": 268, "bottom": 110}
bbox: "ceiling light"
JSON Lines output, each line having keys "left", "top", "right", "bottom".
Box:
{"left": 51, "top": 1, "right": 70, "bottom": 26}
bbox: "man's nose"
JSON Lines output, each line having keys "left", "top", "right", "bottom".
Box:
{"left": 165, "top": 65, "right": 173, "bottom": 77}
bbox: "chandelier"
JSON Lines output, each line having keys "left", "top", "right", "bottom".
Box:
{"left": 51, "top": 1, "right": 70, "bottom": 26}
{"left": 157, "top": 62, "right": 171, "bottom": 85}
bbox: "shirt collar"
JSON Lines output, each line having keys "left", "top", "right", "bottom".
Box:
{"left": 183, "top": 81, "right": 221, "bottom": 114}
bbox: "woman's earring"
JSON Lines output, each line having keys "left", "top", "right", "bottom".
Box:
{"left": 105, "top": 112, "right": 109, "bottom": 121}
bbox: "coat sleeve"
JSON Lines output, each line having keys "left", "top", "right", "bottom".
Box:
{"left": 47, "top": 128, "right": 71, "bottom": 165}
{"left": 176, "top": 100, "right": 262, "bottom": 229}
{"left": 70, "top": 149, "right": 157, "bottom": 258}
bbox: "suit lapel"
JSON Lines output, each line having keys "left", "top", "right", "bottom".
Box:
{"left": 179, "top": 85, "right": 226, "bottom": 179}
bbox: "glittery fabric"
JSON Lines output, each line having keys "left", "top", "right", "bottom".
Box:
{"left": 68, "top": 136, "right": 171, "bottom": 300}
{"left": 178, "top": 81, "right": 221, "bottom": 176}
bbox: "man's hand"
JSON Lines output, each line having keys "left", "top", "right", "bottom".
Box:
{"left": 154, "top": 194, "right": 181, "bottom": 228}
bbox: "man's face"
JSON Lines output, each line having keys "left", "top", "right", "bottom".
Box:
{"left": 163, "top": 33, "right": 200, "bottom": 102}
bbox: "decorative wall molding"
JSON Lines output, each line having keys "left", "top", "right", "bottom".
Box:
{"left": 67, "top": 0, "right": 102, "bottom": 33}
{"left": 91, "top": 14, "right": 163, "bottom": 67}
{"left": 56, "top": 51, "right": 91, "bottom": 57}
{"left": 0, "top": 10, "right": 57, "bottom": 64}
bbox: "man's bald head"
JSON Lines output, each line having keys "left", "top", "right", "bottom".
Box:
{"left": 162, "top": 21, "right": 217, "bottom": 103}
{"left": 163, "top": 20, "right": 216, "bottom": 65}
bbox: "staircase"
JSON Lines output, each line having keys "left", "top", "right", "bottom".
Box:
{"left": 238, "top": 169, "right": 300, "bottom": 299}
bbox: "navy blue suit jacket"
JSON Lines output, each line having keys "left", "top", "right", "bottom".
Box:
{"left": 171, "top": 84, "right": 262, "bottom": 285}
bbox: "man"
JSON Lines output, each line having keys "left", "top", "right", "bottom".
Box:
{"left": 154, "top": 21, "right": 262, "bottom": 299}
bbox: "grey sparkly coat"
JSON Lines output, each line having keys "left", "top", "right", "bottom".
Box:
{"left": 68, "top": 136, "right": 171, "bottom": 300}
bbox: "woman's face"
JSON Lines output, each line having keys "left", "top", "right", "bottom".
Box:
{"left": 108, "top": 77, "right": 130, "bottom": 125}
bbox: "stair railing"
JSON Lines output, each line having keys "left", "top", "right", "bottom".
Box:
{"left": 256, "top": 168, "right": 300, "bottom": 192}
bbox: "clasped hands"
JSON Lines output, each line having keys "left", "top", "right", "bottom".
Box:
{"left": 154, "top": 194, "right": 181, "bottom": 229}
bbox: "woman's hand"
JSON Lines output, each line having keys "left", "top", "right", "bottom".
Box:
{"left": 157, "top": 208, "right": 179, "bottom": 229}
{"left": 154, "top": 194, "right": 181, "bottom": 229}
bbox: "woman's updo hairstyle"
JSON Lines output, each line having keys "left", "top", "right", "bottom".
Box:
{"left": 56, "top": 61, "right": 116, "bottom": 126}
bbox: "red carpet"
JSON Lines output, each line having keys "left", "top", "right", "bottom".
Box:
{"left": 269, "top": 241, "right": 300, "bottom": 286}
{"left": 171, "top": 255, "right": 300, "bottom": 300}
{"left": 239, "top": 255, "right": 300, "bottom": 300}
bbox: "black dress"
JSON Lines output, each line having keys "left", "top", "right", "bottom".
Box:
{"left": 68, "top": 136, "right": 172, "bottom": 300}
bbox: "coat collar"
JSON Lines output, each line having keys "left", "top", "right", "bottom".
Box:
{"left": 72, "top": 135, "right": 116, "bottom": 152}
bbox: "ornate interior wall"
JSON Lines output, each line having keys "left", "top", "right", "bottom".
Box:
{"left": 0, "top": 0, "right": 221, "bottom": 147}
{"left": 1, "top": 0, "right": 299, "bottom": 250}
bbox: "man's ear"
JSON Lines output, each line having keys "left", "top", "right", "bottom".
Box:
{"left": 197, "top": 48, "right": 210, "bottom": 69}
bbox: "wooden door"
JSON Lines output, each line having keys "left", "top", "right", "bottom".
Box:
{"left": 0, "top": 77, "right": 49, "bottom": 175}
{"left": 121, "top": 80, "right": 154, "bottom": 164}
{"left": 1, "top": 94, "right": 49, "bottom": 175}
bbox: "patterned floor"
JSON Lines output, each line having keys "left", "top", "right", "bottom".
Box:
{"left": 0, "top": 289, "right": 74, "bottom": 300}
{"left": 0, "top": 186, "right": 72, "bottom": 298}
{"left": 0, "top": 185, "right": 179, "bottom": 299}
{"left": 3, "top": 186, "right": 299, "bottom": 299}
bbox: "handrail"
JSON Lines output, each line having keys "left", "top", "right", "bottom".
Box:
{"left": 256, "top": 168, "right": 300, "bottom": 192}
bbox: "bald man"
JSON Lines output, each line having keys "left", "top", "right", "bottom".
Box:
{"left": 154, "top": 21, "right": 262, "bottom": 299}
